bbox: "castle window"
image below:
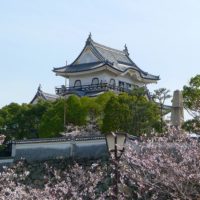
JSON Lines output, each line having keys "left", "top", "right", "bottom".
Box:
{"left": 110, "top": 79, "right": 116, "bottom": 86}
{"left": 126, "top": 83, "right": 131, "bottom": 89}
{"left": 74, "top": 80, "right": 82, "bottom": 88}
{"left": 91, "top": 78, "right": 99, "bottom": 85}
{"left": 119, "top": 81, "right": 124, "bottom": 88}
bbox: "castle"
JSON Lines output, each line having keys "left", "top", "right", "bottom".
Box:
{"left": 31, "top": 34, "right": 159, "bottom": 103}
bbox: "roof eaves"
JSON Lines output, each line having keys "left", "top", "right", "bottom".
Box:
{"left": 119, "top": 60, "right": 160, "bottom": 81}
{"left": 56, "top": 62, "right": 112, "bottom": 74}
{"left": 53, "top": 65, "right": 66, "bottom": 72}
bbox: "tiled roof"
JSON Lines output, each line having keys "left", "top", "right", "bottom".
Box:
{"left": 53, "top": 35, "right": 159, "bottom": 81}
{"left": 41, "top": 91, "right": 58, "bottom": 101}
{"left": 10, "top": 136, "right": 106, "bottom": 144}
{"left": 91, "top": 40, "right": 133, "bottom": 65}
{"left": 55, "top": 62, "right": 105, "bottom": 73}
{"left": 30, "top": 85, "right": 58, "bottom": 104}
{"left": 54, "top": 61, "right": 159, "bottom": 80}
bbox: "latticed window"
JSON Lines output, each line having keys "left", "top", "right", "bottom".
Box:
{"left": 74, "top": 80, "right": 82, "bottom": 87}
{"left": 91, "top": 78, "right": 99, "bottom": 85}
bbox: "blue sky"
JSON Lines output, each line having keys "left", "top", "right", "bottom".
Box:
{"left": 0, "top": 0, "right": 200, "bottom": 108}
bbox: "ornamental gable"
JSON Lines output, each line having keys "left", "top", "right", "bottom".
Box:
{"left": 75, "top": 48, "right": 99, "bottom": 64}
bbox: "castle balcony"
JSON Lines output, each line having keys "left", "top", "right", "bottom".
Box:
{"left": 55, "top": 83, "right": 130, "bottom": 96}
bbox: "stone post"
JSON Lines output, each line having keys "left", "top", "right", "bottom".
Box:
{"left": 171, "top": 90, "right": 184, "bottom": 127}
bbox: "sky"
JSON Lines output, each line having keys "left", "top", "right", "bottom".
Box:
{"left": 0, "top": 0, "right": 200, "bottom": 109}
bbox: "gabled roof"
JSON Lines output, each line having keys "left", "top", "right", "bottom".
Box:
{"left": 30, "top": 85, "right": 58, "bottom": 104}
{"left": 53, "top": 34, "right": 159, "bottom": 81}
{"left": 89, "top": 40, "right": 134, "bottom": 65}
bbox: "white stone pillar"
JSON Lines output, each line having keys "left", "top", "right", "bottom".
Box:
{"left": 171, "top": 90, "right": 184, "bottom": 127}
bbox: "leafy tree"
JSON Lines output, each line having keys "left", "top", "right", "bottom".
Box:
{"left": 129, "top": 86, "right": 147, "bottom": 97}
{"left": 38, "top": 99, "right": 64, "bottom": 138}
{"left": 182, "top": 75, "right": 200, "bottom": 133}
{"left": 127, "top": 92, "right": 159, "bottom": 135}
{"left": 66, "top": 95, "right": 87, "bottom": 126}
{"left": 78, "top": 92, "right": 116, "bottom": 129}
{"left": 102, "top": 95, "right": 132, "bottom": 133}
{"left": 81, "top": 97, "right": 101, "bottom": 123}
{"left": 22, "top": 101, "right": 52, "bottom": 138}
{"left": 152, "top": 88, "right": 171, "bottom": 132}
{"left": 0, "top": 116, "right": 4, "bottom": 130}
{"left": 183, "top": 74, "right": 200, "bottom": 119}
{"left": 0, "top": 103, "right": 22, "bottom": 139}
{"left": 182, "top": 118, "right": 200, "bottom": 133}
{"left": 39, "top": 95, "right": 88, "bottom": 138}
{"left": 102, "top": 91, "right": 159, "bottom": 136}
{"left": 95, "top": 91, "right": 116, "bottom": 111}
{"left": 0, "top": 101, "right": 52, "bottom": 140}
{"left": 0, "top": 89, "right": 159, "bottom": 139}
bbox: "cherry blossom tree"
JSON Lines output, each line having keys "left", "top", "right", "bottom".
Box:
{"left": 0, "top": 130, "right": 200, "bottom": 199}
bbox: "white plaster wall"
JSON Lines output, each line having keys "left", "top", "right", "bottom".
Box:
{"left": 14, "top": 140, "right": 106, "bottom": 150}
{"left": 13, "top": 141, "right": 73, "bottom": 161}
{"left": 15, "top": 141, "right": 72, "bottom": 150}
{"left": 69, "top": 68, "right": 145, "bottom": 88}
{"left": 69, "top": 71, "right": 113, "bottom": 87}
{"left": 12, "top": 139, "right": 107, "bottom": 161}
{"left": 75, "top": 139, "right": 105, "bottom": 146}
{"left": 115, "top": 74, "right": 144, "bottom": 87}
{"left": 0, "top": 158, "right": 14, "bottom": 164}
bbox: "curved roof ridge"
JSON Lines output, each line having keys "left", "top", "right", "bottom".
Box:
{"left": 52, "top": 35, "right": 159, "bottom": 81}
{"left": 89, "top": 44, "right": 105, "bottom": 61}
{"left": 30, "top": 85, "right": 58, "bottom": 104}
{"left": 53, "top": 65, "right": 66, "bottom": 70}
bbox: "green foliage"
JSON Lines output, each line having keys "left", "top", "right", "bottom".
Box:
{"left": 183, "top": 74, "right": 200, "bottom": 119}
{"left": 38, "top": 95, "right": 88, "bottom": 138}
{"left": 129, "top": 86, "right": 146, "bottom": 97}
{"left": 81, "top": 97, "right": 101, "bottom": 122}
{"left": 0, "top": 89, "right": 160, "bottom": 139}
{"left": 182, "top": 118, "right": 200, "bottom": 133}
{"left": 152, "top": 88, "right": 171, "bottom": 105}
{"left": 102, "top": 91, "right": 160, "bottom": 136}
{"left": 102, "top": 95, "right": 131, "bottom": 133}
{"left": 152, "top": 88, "right": 171, "bottom": 132}
{"left": 38, "top": 99, "right": 64, "bottom": 138}
{"left": 95, "top": 91, "right": 115, "bottom": 111}
{"left": 0, "top": 101, "right": 51, "bottom": 139}
{"left": 0, "top": 103, "right": 25, "bottom": 139}
{"left": 66, "top": 95, "right": 87, "bottom": 126}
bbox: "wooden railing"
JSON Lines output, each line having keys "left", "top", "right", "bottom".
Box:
{"left": 55, "top": 83, "right": 131, "bottom": 96}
